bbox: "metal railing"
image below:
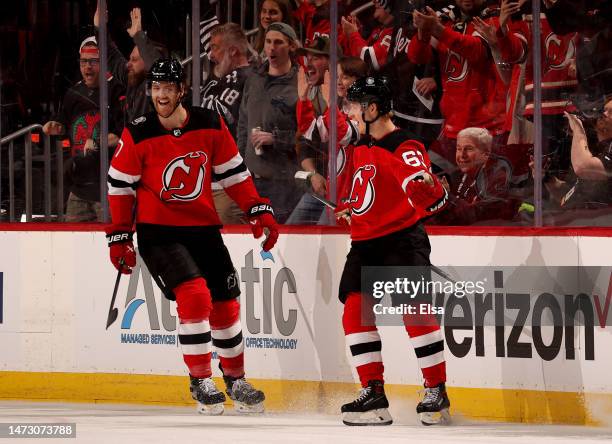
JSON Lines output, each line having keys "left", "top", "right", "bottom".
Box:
{"left": 0, "top": 125, "right": 64, "bottom": 222}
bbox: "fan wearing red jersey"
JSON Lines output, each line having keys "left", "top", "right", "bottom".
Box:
{"left": 105, "top": 58, "right": 278, "bottom": 416}
{"left": 336, "top": 75, "right": 450, "bottom": 426}
{"left": 409, "top": 1, "right": 526, "bottom": 168}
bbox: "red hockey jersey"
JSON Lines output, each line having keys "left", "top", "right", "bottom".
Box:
{"left": 342, "top": 129, "right": 446, "bottom": 241}
{"left": 503, "top": 14, "right": 579, "bottom": 116}
{"left": 345, "top": 26, "right": 393, "bottom": 71}
{"left": 297, "top": 100, "right": 360, "bottom": 202}
{"left": 293, "top": 2, "right": 346, "bottom": 49}
{"left": 107, "top": 107, "right": 261, "bottom": 231}
{"left": 408, "top": 16, "right": 523, "bottom": 138}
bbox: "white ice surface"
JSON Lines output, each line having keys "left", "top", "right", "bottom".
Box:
{"left": 1, "top": 401, "right": 611, "bottom": 444}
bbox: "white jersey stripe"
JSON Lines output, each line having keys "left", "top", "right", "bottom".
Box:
{"left": 180, "top": 342, "right": 212, "bottom": 356}
{"left": 211, "top": 321, "right": 242, "bottom": 341}
{"left": 345, "top": 330, "right": 381, "bottom": 346}
{"left": 217, "top": 170, "right": 251, "bottom": 189}
{"left": 213, "top": 153, "right": 245, "bottom": 175}
{"left": 108, "top": 185, "right": 136, "bottom": 197}
{"left": 409, "top": 329, "right": 443, "bottom": 349}
{"left": 215, "top": 343, "right": 244, "bottom": 358}
{"left": 351, "top": 351, "right": 383, "bottom": 367}
{"left": 108, "top": 165, "right": 141, "bottom": 184}
{"left": 303, "top": 118, "right": 318, "bottom": 141}
{"left": 417, "top": 350, "right": 445, "bottom": 369}
{"left": 179, "top": 320, "right": 210, "bottom": 336}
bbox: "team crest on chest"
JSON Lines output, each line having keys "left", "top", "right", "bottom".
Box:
{"left": 348, "top": 165, "right": 377, "bottom": 215}
{"left": 160, "top": 151, "right": 208, "bottom": 202}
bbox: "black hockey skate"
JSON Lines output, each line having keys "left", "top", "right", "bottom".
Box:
{"left": 189, "top": 375, "right": 226, "bottom": 415}
{"left": 341, "top": 380, "right": 393, "bottom": 426}
{"left": 223, "top": 375, "right": 266, "bottom": 413}
{"left": 416, "top": 383, "right": 451, "bottom": 425}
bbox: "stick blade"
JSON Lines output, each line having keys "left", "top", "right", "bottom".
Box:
{"left": 106, "top": 308, "right": 119, "bottom": 329}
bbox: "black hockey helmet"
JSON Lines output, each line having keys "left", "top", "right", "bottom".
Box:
{"left": 147, "top": 58, "right": 184, "bottom": 87}
{"left": 346, "top": 75, "right": 393, "bottom": 115}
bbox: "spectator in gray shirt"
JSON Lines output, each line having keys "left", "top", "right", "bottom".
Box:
{"left": 94, "top": 3, "right": 165, "bottom": 123}
{"left": 238, "top": 22, "right": 302, "bottom": 223}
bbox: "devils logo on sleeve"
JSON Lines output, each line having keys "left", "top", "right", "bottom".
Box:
{"left": 160, "top": 151, "right": 209, "bottom": 201}
{"left": 348, "top": 165, "right": 377, "bottom": 215}
{"left": 445, "top": 50, "right": 468, "bottom": 83}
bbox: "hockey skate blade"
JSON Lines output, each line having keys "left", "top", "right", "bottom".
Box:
{"left": 233, "top": 400, "right": 265, "bottom": 414}
{"left": 342, "top": 408, "right": 393, "bottom": 426}
{"left": 419, "top": 408, "right": 451, "bottom": 426}
{"left": 196, "top": 402, "right": 225, "bottom": 416}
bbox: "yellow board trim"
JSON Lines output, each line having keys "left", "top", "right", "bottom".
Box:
{"left": 1, "top": 371, "right": 610, "bottom": 425}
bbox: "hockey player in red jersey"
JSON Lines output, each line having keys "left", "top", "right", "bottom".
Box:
{"left": 335, "top": 75, "right": 450, "bottom": 426}
{"left": 105, "top": 59, "right": 279, "bottom": 415}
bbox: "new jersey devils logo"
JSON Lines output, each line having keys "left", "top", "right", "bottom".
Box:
{"left": 545, "top": 33, "right": 576, "bottom": 70}
{"left": 160, "top": 151, "right": 208, "bottom": 201}
{"left": 445, "top": 50, "right": 468, "bottom": 83}
{"left": 348, "top": 165, "right": 377, "bottom": 215}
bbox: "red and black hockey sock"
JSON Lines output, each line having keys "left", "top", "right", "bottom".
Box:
{"left": 342, "top": 292, "right": 384, "bottom": 387}
{"left": 403, "top": 310, "right": 446, "bottom": 387}
{"left": 210, "top": 299, "right": 244, "bottom": 379}
{"left": 175, "top": 277, "right": 213, "bottom": 379}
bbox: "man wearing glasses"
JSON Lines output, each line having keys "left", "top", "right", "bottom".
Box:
{"left": 43, "top": 36, "right": 124, "bottom": 222}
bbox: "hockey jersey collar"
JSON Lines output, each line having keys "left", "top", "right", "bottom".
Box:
{"left": 358, "top": 128, "right": 423, "bottom": 152}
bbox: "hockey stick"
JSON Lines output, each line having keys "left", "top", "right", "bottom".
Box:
{"left": 106, "top": 259, "right": 124, "bottom": 329}
{"left": 309, "top": 192, "right": 339, "bottom": 211}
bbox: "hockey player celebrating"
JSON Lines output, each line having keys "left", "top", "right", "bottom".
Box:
{"left": 336, "top": 75, "right": 450, "bottom": 426}
{"left": 105, "top": 58, "right": 279, "bottom": 415}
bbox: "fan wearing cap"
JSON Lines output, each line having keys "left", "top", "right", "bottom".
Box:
{"left": 334, "top": 75, "right": 450, "bottom": 426}
{"left": 237, "top": 22, "right": 303, "bottom": 223}
{"left": 253, "top": 0, "right": 296, "bottom": 57}
{"left": 293, "top": 36, "right": 334, "bottom": 208}
{"left": 42, "top": 36, "right": 124, "bottom": 222}
{"left": 106, "top": 57, "right": 279, "bottom": 415}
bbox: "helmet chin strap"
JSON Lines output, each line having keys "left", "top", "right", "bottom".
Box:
{"left": 362, "top": 105, "right": 381, "bottom": 138}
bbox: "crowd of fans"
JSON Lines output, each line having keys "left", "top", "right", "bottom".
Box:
{"left": 29, "top": 0, "right": 612, "bottom": 225}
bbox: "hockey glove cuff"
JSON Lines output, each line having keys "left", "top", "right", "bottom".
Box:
{"left": 107, "top": 231, "right": 136, "bottom": 274}
{"left": 247, "top": 202, "right": 279, "bottom": 252}
{"left": 405, "top": 171, "right": 449, "bottom": 216}
{"left": 334, "top": 201, "right": 351, "bottom": 227}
